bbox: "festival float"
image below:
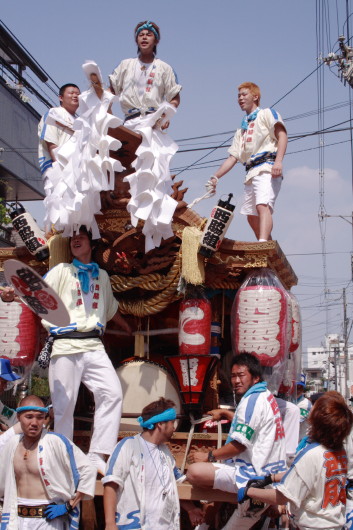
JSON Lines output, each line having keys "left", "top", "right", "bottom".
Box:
{"left": 0, "top": 66, "right": 299, "bottom": 528}
{"left": 0, "top": 115, "right": 299, "bottom": 445}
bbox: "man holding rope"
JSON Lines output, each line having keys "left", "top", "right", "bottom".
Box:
{"left": 206, "top": 82, "right": 287, "bottom": 242}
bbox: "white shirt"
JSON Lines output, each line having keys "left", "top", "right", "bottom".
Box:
{"left": 42, "top": 263, "right": 118, "bottom": 357}
{"left": 228, "top": 108, "right": 286, "bottom": 182}
{"left": 109, "top": 58, "right": 182, "bottom": 116}
{"left": 38, "top": 106, "right": 75, "bottom": 176}
{"left": 141, "top": 439, "right": 174, "bottom": 529}
{"left": 228, "top": 387, "right": 287, "bottom": 488}
{"left": 277, "top": 443, "right": 347, "bottom": 529}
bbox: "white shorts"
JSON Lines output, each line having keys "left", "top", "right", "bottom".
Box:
{"left": 212, "top": 465, "right": 267, "bottom": 530}
{"left": 240, "top": 172, "right": 282, "bottom": 216}
{"left": 213, "top": 463, "right": 238, "bottom": 493}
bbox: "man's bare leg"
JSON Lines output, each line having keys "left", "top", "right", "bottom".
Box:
{"left": 186, "top": 463, "right": 215, "bottom": 487}
{"left": 256, "top": 203, "right": 273, "bottom": 241}
{"left": 247, "top": 215, "right": 260, "bottom": 239}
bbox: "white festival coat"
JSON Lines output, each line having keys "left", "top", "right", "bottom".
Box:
{"left": 0, "top": 431, "right": 96, "bottom": 530}
{"left": 42, "top": 263, "right": 118, "bottom": 356}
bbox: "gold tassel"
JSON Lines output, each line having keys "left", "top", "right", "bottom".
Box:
{"left": 48, "top": 234, "right": 71, "bottom": 268}
{"left": 181, "top": 227, "right": 205, "bottom": 285}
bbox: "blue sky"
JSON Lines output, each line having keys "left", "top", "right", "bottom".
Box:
{"left": 2, "top": 0, "right": 353, "bottom": 351}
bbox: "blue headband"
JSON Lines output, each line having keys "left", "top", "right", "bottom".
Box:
{"left": 137, "top": 408, "right": 176, "bottom": 429}
{"left": 135, "top": 21, "right": 159, "bottom": 41}
{"left": 16, "top": 406, "right": 49, "bottom": 414}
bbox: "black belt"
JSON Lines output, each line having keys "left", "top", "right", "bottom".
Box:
{"left": 52, "top": 331, "right": 101, "bottom": 340}
{"left": 18, "top": 505, "right": 47, "bottom": 518}
{"left": 124, "top": 110, "right": 155, "bottom": 122}
{"left": 245, "top": 152, "right": 276, "bottom": 172}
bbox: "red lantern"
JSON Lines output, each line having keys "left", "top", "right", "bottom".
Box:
{"left": 167, "top": 354, "right": 217, "bottom": 408}
{"left": 233, "top": 285, "right": 288, "bottom": 367}
{"left": 232, "top": 269, "right": 290, "bottom": 370}
{"left": 288, "top": 292, "right": 301, "bottom": 354}
{"left": 278, "top": 355, "right": 296, "bottom": 396}
{"left": 179, "top": 298, "right": 211, "bottom": 355}
{"left": 0, "top": 299, "right": 40, "bottom": 367}
{"left": 287, "top": 291, "right": 302, "bottom": 383}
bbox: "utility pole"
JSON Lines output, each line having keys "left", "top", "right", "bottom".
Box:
{"left": 343, "top": 288, "right": 350, "bottom": 399}
{"left": 334, "top": 346, "right": 339, "bottom": 391}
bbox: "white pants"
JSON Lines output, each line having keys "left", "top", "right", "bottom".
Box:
{"left": 49, "top": 349, "right": 122, "bottom": 455}
{"left": 346, "top": 493, "right": 353, "bottom": 528}
{"left": 18, "top": 518, "right": 64, "bottom": 529}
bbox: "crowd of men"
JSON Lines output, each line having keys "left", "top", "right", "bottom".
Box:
{"left": 1, "top": 350, "right": 353, "bottom": 529}
{"left": 2, "top": 17, "right": 353, "bottom": 530}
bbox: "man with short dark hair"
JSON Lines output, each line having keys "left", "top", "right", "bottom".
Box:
{"left": 42, "top": 227, "right": 131, "bottom": 475}
{"left": 0, "top": 395, "right": 96, "bottom": 529}
{"left": 38, "top": 83, "right": 80, "bottom": 178}
{"left": 187, "top": 353, "right": 287, "bottom": 529}
{"left": 103, "top": 397, "right": 204, "bottom": 530}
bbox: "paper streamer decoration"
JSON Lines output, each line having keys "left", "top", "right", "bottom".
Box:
{"left": 179, "top": 298, "right": 211, "bottom": 355}
{"left": 123, "top": 102, "right": 178, "bottom": 252}
{"left": 44, "top": 61, "right": 125, "bottom": 239}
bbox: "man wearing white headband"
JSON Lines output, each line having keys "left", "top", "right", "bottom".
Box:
{"left": 0, "top": 395, "right": 96, "bottom": 529}
{"left": 103, "top": 397, "right": 204, "bottom": 529}
{"left": 109, "top": 20, "right": 182, "bottom": 252}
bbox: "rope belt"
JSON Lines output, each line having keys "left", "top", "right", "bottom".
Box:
{"left": 52, "top": 331, "right": 101, "bottom": 340}
{"left": 18, "top": 505, "right": 47, "bottom": 518}
{"left": 245, "top": 152, "right": 276, "bottom": 172}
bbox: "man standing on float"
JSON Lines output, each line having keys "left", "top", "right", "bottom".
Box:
{"left": 206, "top": 82, "right": 287, "bottom": 242}
{"left": 109, "top": 20, "right": 182, "bottom": 252}
{"left": 38, "top": 83, "right": 80, "bottom": 182}
{"left": 42, "top": 227, "right": 131, "bottom": 476}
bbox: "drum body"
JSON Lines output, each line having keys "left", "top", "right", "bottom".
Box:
{"left": 116, "top": 359, "right": 182, "bottom": 432}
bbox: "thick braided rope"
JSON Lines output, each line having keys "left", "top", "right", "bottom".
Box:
{"left": 113, "top": 254, "right": 181, "bottom": 317}
{"left": 111, "top": 256, "right": 181, "bottom": 292}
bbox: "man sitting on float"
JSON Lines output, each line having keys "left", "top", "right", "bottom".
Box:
{"left": 187, "top": 353, "right": 287, "bottom": 530}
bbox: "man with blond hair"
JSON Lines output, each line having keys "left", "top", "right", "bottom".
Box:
{"left": 206, "top": 82, "right": 287, "bottom": 242}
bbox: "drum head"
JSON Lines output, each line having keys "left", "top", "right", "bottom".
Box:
{"left": 117, "top": 359, "right": 182, "bottom": 432}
